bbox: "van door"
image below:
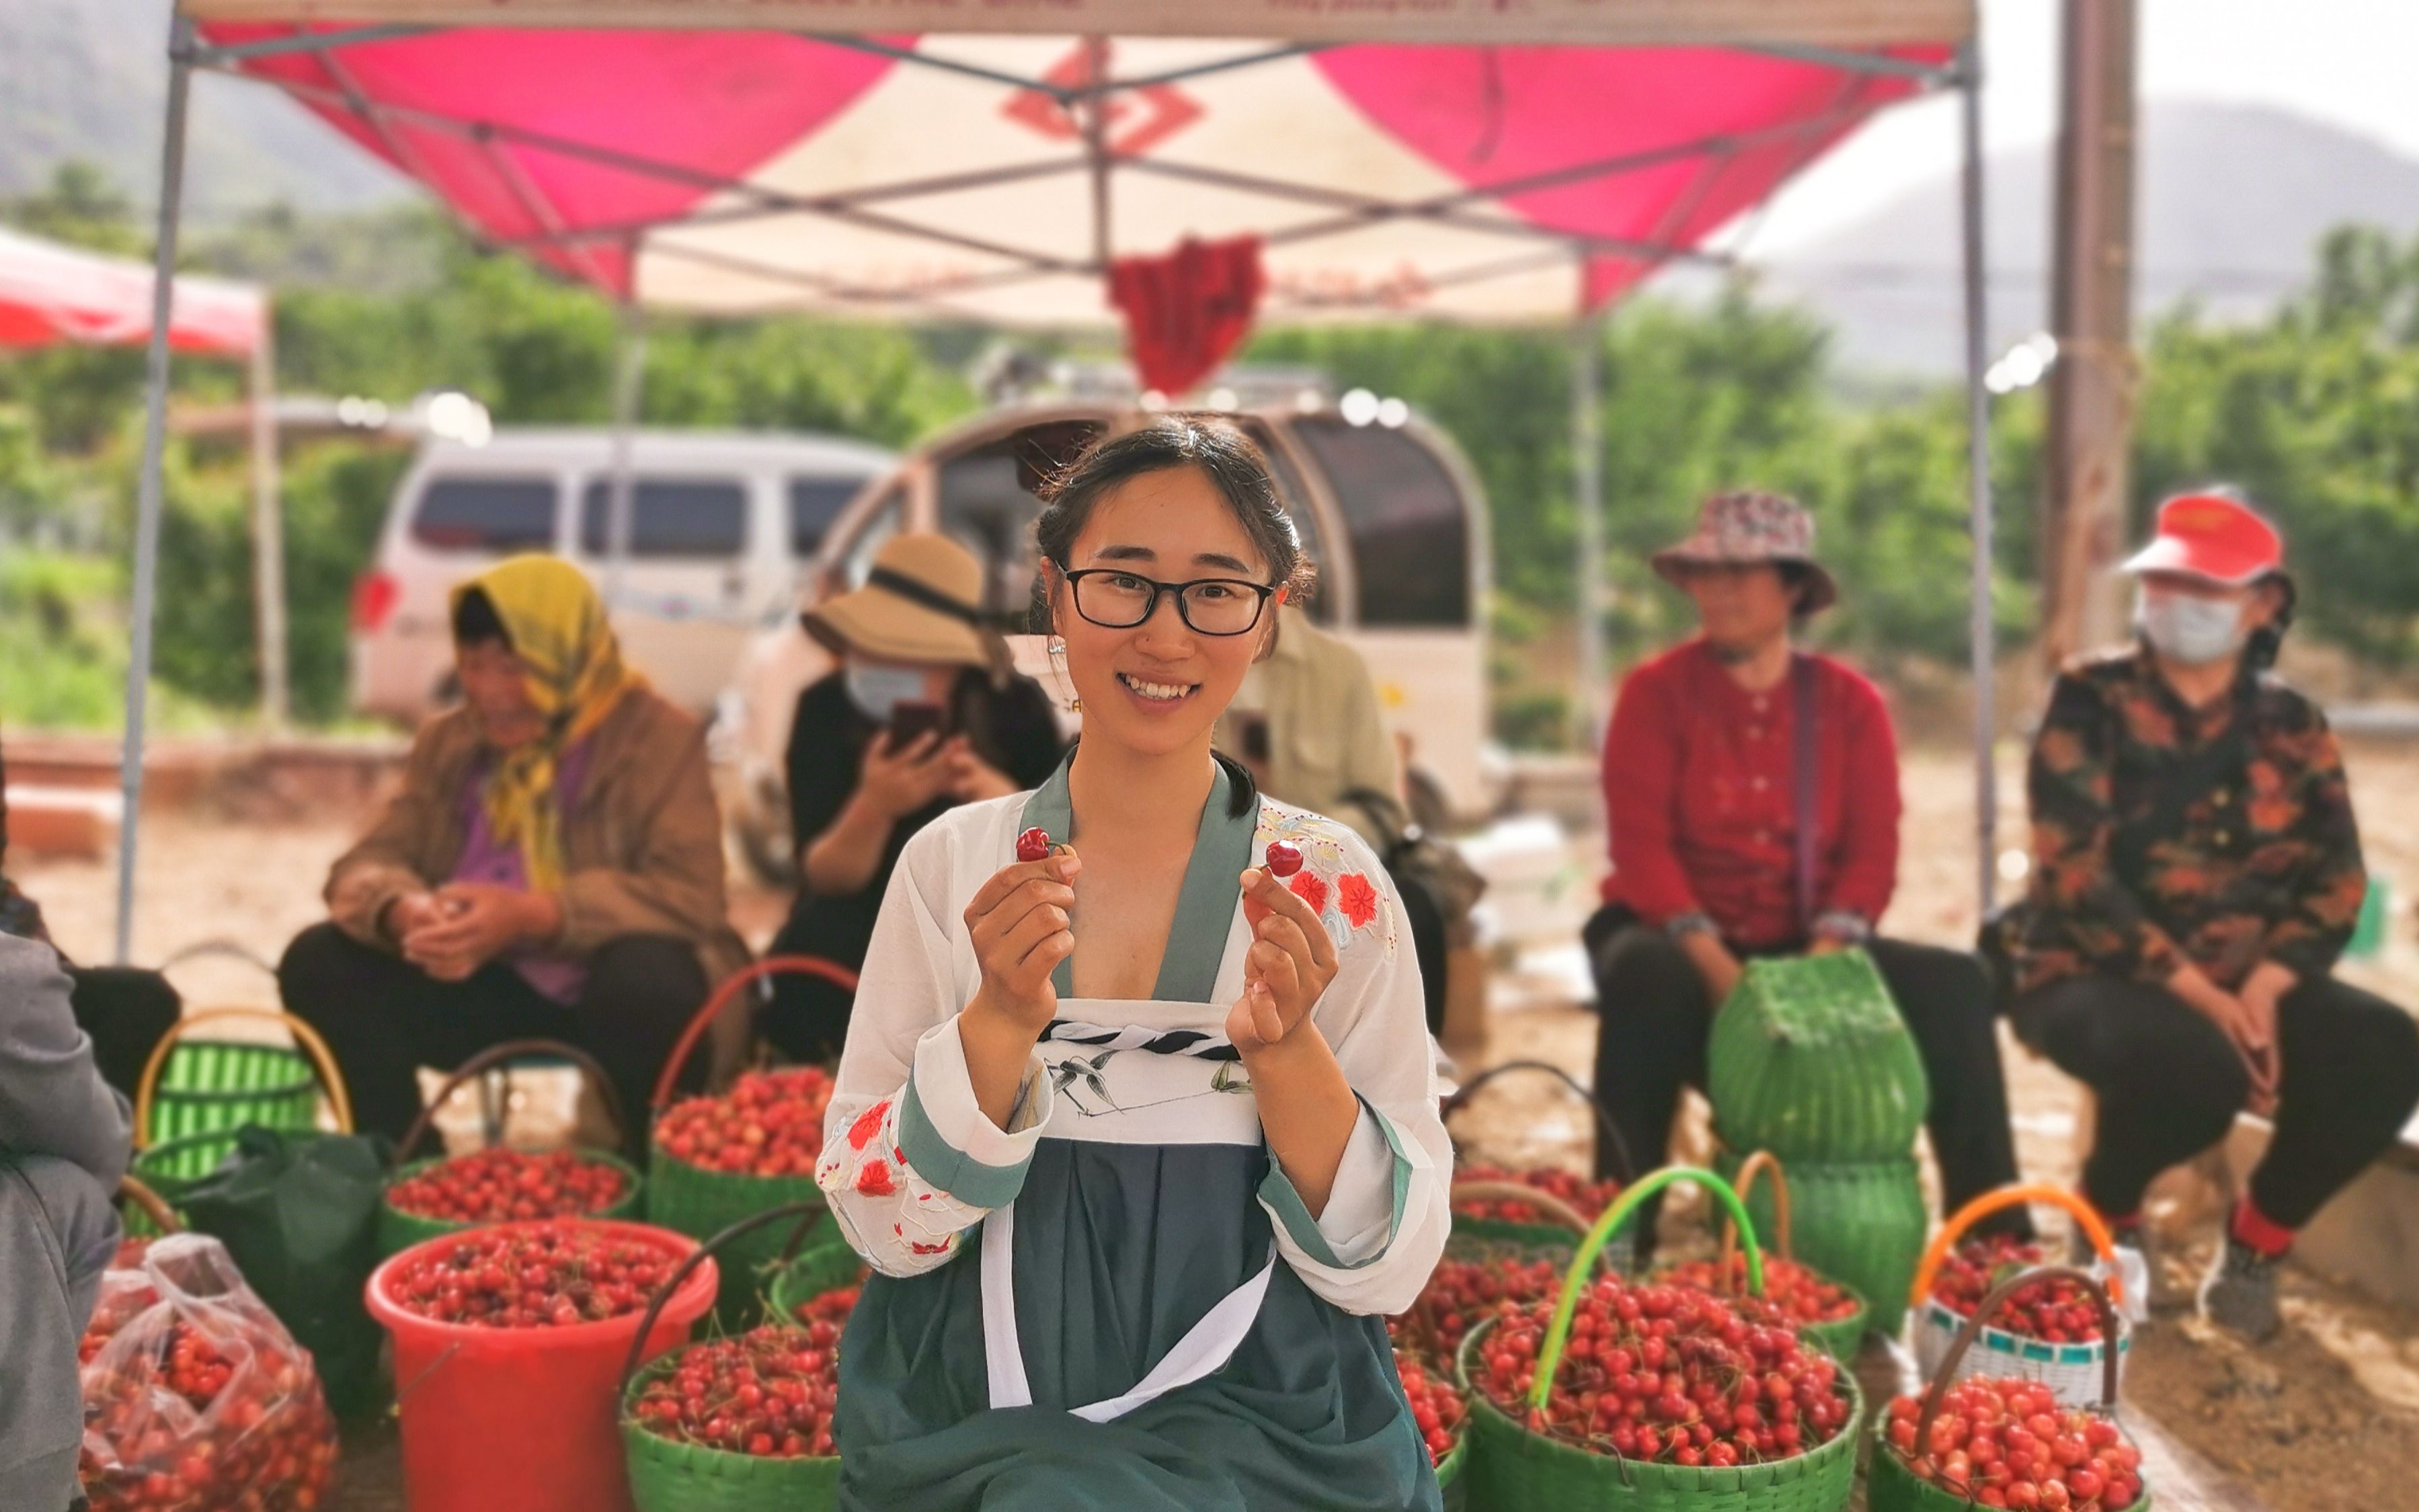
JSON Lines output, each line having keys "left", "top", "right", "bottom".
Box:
{"left": 576, "top": 473, "right": 755, "bottom": 713}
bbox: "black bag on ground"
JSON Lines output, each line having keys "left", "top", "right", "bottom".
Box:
{"left": 178, "top": 1125, "right": 392, "bottom": 1417}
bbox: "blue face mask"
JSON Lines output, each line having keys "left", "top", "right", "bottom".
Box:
{"left": 844, "top": 663, "right": 926, "bottom": 722}
{"left": 2137, "top": 590, "right": 2246, "bottom": 666}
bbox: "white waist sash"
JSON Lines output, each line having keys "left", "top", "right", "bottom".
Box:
{"left": 980, "top": 1197, "right": 1275, "bottom": 1423}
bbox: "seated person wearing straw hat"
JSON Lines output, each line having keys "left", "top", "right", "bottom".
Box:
{"left": 279, "top": 557, "right": 748, "bottom": 1150}
{"left": 2008, "top": 492, "right": 2419, "bottom": 1341}
{"left": 1587, "top": 490, "right": 2026, "bottom": 1255}
{"left": 763, "top": 534, "right": 1064, "bottom": 1062}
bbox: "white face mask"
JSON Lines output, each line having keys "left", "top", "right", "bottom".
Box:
{"left": 2136, "top": 589, "right": 2247, "bottom": 666}
{"left": 844, "top": 662, "right": 926, "bottom": 721}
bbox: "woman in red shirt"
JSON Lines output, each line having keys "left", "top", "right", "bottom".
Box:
{"left": 1587, "top": 491, "right": 2026, "bottom": 1253}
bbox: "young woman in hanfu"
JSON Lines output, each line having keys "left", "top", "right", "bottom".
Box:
{"left": 814, "top": 419, "right": 1452, "bottom": 1511}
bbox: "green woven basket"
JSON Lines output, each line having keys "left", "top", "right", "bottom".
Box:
{"left": 767, "top": 1238, "right": 869, "bottom": 1324}
{"left": 1657, "top": 1151, "right": 1870, "bottom": 1362}
{"left": 1435, "top": 1436, "right": 1466, "bottom": 1512}
{"left": 378, "top": 1150, "right": 647, "bottom": 1258}
{"left": 645, "top": 1152, "right": 830, "bottom": 1325}
{"left": 623, "top": 1372, "right": 840, "bottom": 1512}
{"left": 1869, "top": 1264, "right": 2147, "bottom": 1512}
{"left": 1454, "top": 1166, "right": 1860, "bottom": 1512}
{"left": 1707, "top": 951, "right": 1928, "bottom": 1162}
{"left": 1448, "top": 1175, "right": 1634, "bottom": 1273}
{"left": 134, "top": 1009, "right": 352, "bottom": 1151}
{"left": 1715, "top": 1149, "right": 1924, "bottom": 1339}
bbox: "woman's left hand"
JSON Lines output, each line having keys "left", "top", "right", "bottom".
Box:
{"left": 1228, "top": 867, "right": 1340, "bottom": 1057}
{"left": 403, "top": 882, "right": 561, "bottom": 982}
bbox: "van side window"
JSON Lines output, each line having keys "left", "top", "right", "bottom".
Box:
{"left": 410, "top": 477, "right": 558, "bottom": 551}
{"left": 788, "top": 475, "right": 863, "bottom": 557}
{"left": 1234, "top": 419, "right": 1335, "bottom": 624}
{"left": 938, "top": 421, "right": 1103, "bottom": 631}
{"left": 1290, "top": 418, "right": 1468, "bottom": 627}
{"left": 579, "top": 478, "right": 748, "bottom": 557}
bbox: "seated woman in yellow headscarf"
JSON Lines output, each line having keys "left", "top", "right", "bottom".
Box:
{"left": 280, "top": 556, "right": 746, "bottom": 1149}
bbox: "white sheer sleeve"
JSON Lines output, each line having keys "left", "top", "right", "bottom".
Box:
{"left": 816, "top": 824, "right": 1055, "bottom": 1278}
{"left": 1251, "top": 820, "right": 1451, "bottom": 1316}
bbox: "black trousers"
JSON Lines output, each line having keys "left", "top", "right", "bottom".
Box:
{"left": 1587, "top": 910, "right": 2028, "bottom": 1253}
{"left": 65, "top": 965, "right": 182, "bottom": 1100}
{"left": 761, "top": 900, "right": 867, "bottom": 1066}
{"left": 278, "top": 923, "right": 708, "bottom": 1156}
{"left": 2012, "top": 971, "right": 2419, "bottom": 1230}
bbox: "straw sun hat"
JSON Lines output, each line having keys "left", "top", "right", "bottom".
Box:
{"left": 802, "top": 533, "right": 1007, "bottom": 674}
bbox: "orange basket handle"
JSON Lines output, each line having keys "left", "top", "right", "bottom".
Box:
{"left": 133, "top": 1007, "right": 356, "bottom": 1148}
{"left": 1715, "top": 1150, "right": 1792, "bottom": 1285}
{"left": 1909, "top": 1183, "right": 2120, "bottom": 1309}
{"left": 650, "top": 955, "right": 859, "bottom": 1115}
{"left": 118, "top": 1174, "right": 183, "bottom": 1235}
{"left": 1905, "top": 1265, "right": 2123, "bottom": 1470}
{"left": 393, "top": 1038, "right": 628, "bottom": 1169}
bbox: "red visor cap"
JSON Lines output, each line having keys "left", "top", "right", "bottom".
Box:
{"left": 2121, "top": 493, "right": 2284, "bottom": 585}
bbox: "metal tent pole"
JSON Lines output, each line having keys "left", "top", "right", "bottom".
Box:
{"left": 1571, "top": 309, "right": 1607, "bottom": 752}
{"left": 1959, "top": 38, "right": 1998, "bottom": 917}
{"left": 602, "top": 292, "right": 648, "bottom": 614}
{"left": 249, "top": 310, "right": 289, "bottom": 730}
{"left": 114, "top": 19, "right": 196, "bottom": 965}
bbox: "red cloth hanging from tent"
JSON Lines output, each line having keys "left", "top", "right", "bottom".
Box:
{"left": 1108, "top": 235, "right": 1265, "bottom": 397}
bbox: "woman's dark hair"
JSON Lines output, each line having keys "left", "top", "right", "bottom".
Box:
{"left": 1033, "top": 415, "right": 1315, "bottom": 617}
{"left": 1775, "top": 561, "right": 1819, "bottom": 620}
{"left": 1031, "top": 416, "right": 1300, "bottom": 820}
{"left": 2245, "top": 571, "right": 2298, "bottom": 675}
{"left": 452, "top": 587, "right": 512, "bottom": 650}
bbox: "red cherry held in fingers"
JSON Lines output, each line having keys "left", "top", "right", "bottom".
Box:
{"left": 1017, "top": 828, "right": 1053, "bottom": 863}
{"left": 1265, "top": 841, "right": 1304, "bottom": 878}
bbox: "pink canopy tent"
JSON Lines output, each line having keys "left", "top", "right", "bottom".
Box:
{"left": 109, "top": 2, "right": 1995, "bottom": 959}
{"left": 0, "top": 225, "right": 292, "bottom": 754}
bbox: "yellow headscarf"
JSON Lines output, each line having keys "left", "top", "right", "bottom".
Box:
{"left": 450, "top": 556, "right": 645, "bottom": 892}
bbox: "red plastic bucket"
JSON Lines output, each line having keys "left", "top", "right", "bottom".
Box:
{"left": 367, "top": 1220, "right": 719, "bottom": 1512}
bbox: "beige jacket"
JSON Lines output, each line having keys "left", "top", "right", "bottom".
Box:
{"left": 327, "top": 690, "right": 749, "bottom": 986}
{"left": 1216, "top": 605, "right": 1400, "bottom": 832}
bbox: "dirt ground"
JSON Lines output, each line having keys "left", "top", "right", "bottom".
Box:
{"left": 22, "top": 742, "right": 2419, "bottom": 1512}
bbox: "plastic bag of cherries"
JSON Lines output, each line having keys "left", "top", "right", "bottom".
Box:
{"left": 78, "top": 1233, "right": 339, "bottom": 1512}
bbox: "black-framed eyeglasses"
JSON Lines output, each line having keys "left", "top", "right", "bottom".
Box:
{"left": 1061, "top": 567, "right": 1276, "bottom": 636}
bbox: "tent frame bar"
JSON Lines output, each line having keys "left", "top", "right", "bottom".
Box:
{"left": 114, "top": 17, "right": 197, "bottom": 964}
{"left": 1958, "top": 36, "right": 1997, "bottom": 914}
{"left": 190, "top": 22, "right": 437, "bottom": 65}
{"left": 1742, "top": 42, "right": 1953, "bottom": 82}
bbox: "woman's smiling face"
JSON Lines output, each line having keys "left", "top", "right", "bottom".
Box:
{"left": 1049, "top": 465, "right": 1274, "bottom": 760}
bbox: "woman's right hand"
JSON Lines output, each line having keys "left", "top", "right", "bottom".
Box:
{"left": 858, "top": 731, "right": 958, "bottom": 820}
{"left": 1681, "top": 932, "right": 1745, "bottom": 1007}
{"left": 961, "top": 849, "right": 1081, "bottom": 1035}
{"left": 2170, "top": 963, "right": 2280, "bottom": 1111}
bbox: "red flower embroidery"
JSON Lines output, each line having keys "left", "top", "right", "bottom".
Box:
{"left": 1288, "top": 871, "right": 1329, "bottom": 914}
{"left": 855, "top": 1160, "right": 896, "bottom": 1197}
{"left": 1338, "top": 872, "right": 1380, "bottom": 929}
{"left": 847, "top": 1101, "right": 889, "bottom": 1150}
{"left": 909, "top": 1238, "right": 952, "bottom": 1255}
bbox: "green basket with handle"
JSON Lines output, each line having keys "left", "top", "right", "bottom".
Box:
{"left": 1659, "top": 1151, "right": 1870, "bottom": 1362}
{"left": 1707, "top": 951, "right": 1928, "bottom": 1162}
{"left": 1457, "top": 1166, "right": 1862, "bottom": 1512}
{"left": 623, "top": 1201, "right": 843, "bottom": 1512}
{"left": 379, "top": 1039, "right": 647, "bottom": 1257}
{"left": 1870, "top": 1265, "right": 2150, "bottom": 1512}
{"left": 113, "top": 1173, "right": 183, "bottom": 1248}
{"left": 1443, "top": 1061, "right": 1636, "bottom": 1262}
{"left": 1715, "top": 1147, "right": 1926, "bottom": 1338}
{"left": 767, "top": 1231, "right": 867, "bottom": 1325}
{"left": 128, "top": 1014, "right": 356, "bottom": 1233}
{"left": 645, "top": 958, "right": 855, "bottom": 1326}
{"left": 134, "top": 1008, "right": 353, "bottom": 1151}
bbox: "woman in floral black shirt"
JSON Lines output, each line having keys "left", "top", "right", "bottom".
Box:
{"left": 2012, "top": 493, "right": 2419, "bottom": 1341}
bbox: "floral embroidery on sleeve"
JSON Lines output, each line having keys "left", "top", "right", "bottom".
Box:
{"left": 1254, "top": 805, "right": 1398, "bottom": 959}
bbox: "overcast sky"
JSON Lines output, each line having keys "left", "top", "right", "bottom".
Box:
{"left": 1747, "top": 0, "right": 2419, "bottom": 255}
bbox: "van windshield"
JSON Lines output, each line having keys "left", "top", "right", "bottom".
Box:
{"left": 410, "top": 477, "right": 558, "bottom": 552}
{"left": 938, "top": 420, "right": 1103, "bottom": 631}
{"left": 1290, "top": 418, "right": 1468, "bottom": 628}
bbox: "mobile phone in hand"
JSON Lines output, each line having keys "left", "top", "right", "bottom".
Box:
{"left": 887, "top": 701, "right": 946, "bottom": 752}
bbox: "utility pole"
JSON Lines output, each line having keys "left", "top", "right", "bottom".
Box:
{"left": 2038, "top": 0, "right": 2139, "bottom": 668}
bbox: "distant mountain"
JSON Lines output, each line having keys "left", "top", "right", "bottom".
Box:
{"left": 0, "top": 0, "right": 411, "bottom": 221}
{"left": 1752, "top": 100, "right": 2419, "bottom": 376}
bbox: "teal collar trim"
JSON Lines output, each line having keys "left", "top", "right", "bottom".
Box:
{"left": 1017, "top": 754, "right": 1254, "bottom": 1004}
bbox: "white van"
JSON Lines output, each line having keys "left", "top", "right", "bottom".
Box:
{"left": 722, "top": 403, "right": 1493, "bottom": 877}
{"left": 350, "top": 428, "right": 894, "bottom": 721}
